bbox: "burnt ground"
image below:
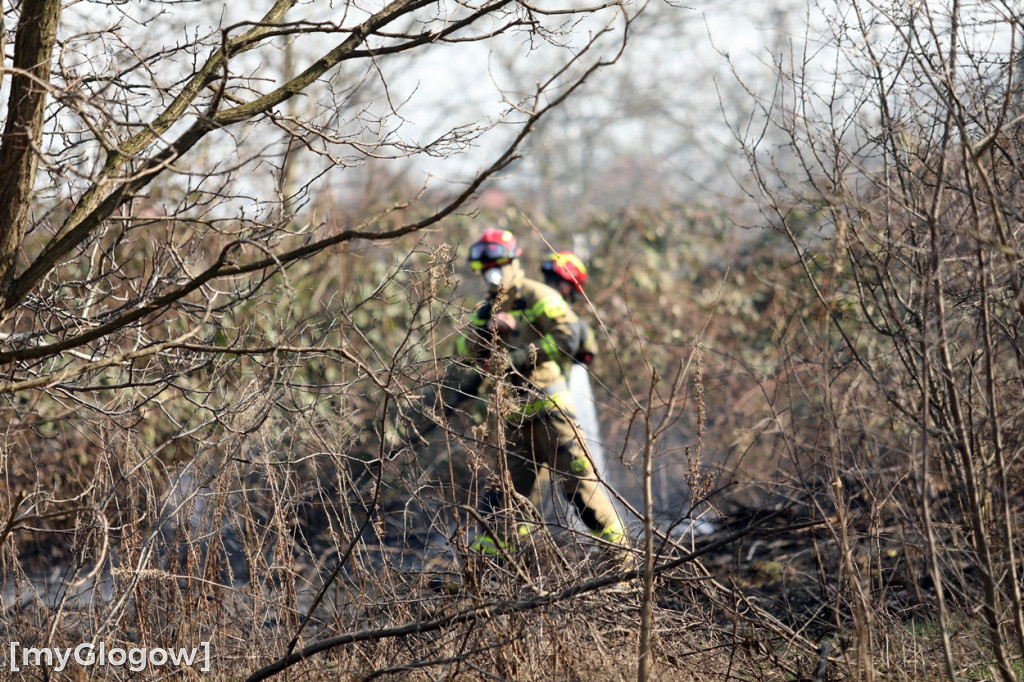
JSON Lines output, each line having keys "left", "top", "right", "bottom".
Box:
{"left": 2, "top": 481, "right": 951, "bottom": 681}
{"left": 686, "top": 499, "right": 930, "bottom": 630}
{"left": 644, "top": 496, "right": 951, "bottom": 681}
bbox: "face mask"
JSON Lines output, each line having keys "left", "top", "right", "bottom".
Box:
{"left": 484, "top": 268, "right": 504, "bottom": 287}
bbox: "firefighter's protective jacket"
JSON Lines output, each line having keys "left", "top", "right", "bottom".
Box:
{"left": 445, "top": 273, "right": 580, "bottom": 418}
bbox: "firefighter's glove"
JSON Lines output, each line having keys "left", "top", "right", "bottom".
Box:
{"left": 488, "top": 312, "right": 517, "bottom": 337}
{"left": 474, "top": 313, "right": 516, "bottom": 373}
{"left": 575, "top": 350, "right": 594, "bottom": 366}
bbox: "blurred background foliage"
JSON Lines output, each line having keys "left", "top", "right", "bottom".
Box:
{"left": 3, "top": 194, "right": 839, "bottom": 548}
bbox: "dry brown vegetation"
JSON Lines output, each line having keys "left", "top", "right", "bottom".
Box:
{"left": 2, "top": 0, "right": 1024, "bottom": 680}
{"left": 2, "top": 202, "right": 1018, "bottom": 681}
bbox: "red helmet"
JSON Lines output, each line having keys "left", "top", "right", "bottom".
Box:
{"left": 468, "top": 228, "right": 522, "bottom": 271}
{"left": 541, "top": 251, "right": 588, "bottom": 293}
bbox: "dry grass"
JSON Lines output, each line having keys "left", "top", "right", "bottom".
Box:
{"left": 2, "top": 211, "right": 1021, "bottom": 682}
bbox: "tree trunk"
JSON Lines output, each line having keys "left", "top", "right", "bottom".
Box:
{"left": 0, "top": 0, "right": 62, "bottom": 306}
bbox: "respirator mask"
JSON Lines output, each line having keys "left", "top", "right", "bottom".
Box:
{"left": 483, "top": 267, "right": 504, "bottom": 288}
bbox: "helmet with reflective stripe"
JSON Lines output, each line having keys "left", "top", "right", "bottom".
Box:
{"left": 468, "top": 228, "right": 522, "bottom": 271}
{"left": 541, "top": 251, "right": 588, "bottom": 293}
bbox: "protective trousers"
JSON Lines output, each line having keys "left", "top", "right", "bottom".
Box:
{"left": 498, "top": 408, "right": 626, "bottom": 546}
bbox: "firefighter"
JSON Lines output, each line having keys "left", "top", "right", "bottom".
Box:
{"left": 540, "top": 250, "right": 596, "bottom": 370}
{"left": 424, "top": 229, "right": 629, "bottom": 565}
